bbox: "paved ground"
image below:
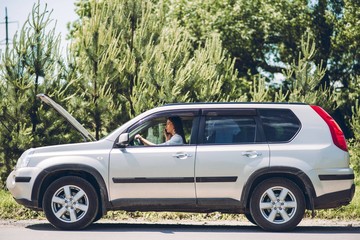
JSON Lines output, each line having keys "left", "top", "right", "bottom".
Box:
{"left": 0, "top": 218, "right": 359, "bottom": 240}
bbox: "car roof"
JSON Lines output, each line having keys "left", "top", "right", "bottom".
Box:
{"left": 164, "top": 102, "right": 307, "bottom": 107}
{"left": 147, "top": 102, "right": 309, "bottom": 113}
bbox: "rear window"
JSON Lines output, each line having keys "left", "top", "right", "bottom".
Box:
{"left": 258, "top": 109, "right": 301, "bottom": 142}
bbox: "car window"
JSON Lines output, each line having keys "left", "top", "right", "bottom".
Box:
{"left": 258, "top": 109, "right": 301, "bottom": 142}
{"left": 203, "top": 115, "right": 257, "bottom": 144}
{"left": 128, "top": 113, "right": 197, "bottom": 146}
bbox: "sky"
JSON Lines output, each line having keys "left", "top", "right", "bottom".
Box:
{"left": 0, "top": 0, "right": 78, "bottom": 54}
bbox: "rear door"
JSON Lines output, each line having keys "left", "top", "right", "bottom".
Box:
{"left": 195, "top": 109, "right": 270, "bottom": 205}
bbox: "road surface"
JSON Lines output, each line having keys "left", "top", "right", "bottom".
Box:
{"left": 0, "top": 219, "right": 359, "bottom": 240}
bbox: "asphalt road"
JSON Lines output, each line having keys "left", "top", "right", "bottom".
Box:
{"left": 1, "top": 219, "right": 359, "bottom": 240}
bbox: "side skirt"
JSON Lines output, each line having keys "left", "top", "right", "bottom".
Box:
{"left": 110, "top": 198, "right": 244, "bottom": 214}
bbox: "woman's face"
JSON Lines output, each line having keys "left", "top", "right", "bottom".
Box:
{"left": 165, "top": 119, "right": 175, "bottom": 134}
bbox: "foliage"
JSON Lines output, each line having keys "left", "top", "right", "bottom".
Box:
{"left": 167, "top": 0, "right": 359, "bottom": 88}
{"left": 0, "top": 3, "right": 74, "bottom": 185}
{"left": 330, "top": 0, "right": 360, "bottom": 89}
{"left": 0, "top": 190, "right": 44, "bottom": 219}
{"left": 130, "top": 31, "right": 247, "bottom": 116}
{"left": 69, "top": 0, "right": 124, "bottom": 139}
{"left": 69, "top": 0, "right": 247, "bottom": 138}
{"left": 278, "top": 31, "right": 337, "bottom": 110}
{"left": 167, "top": 0, "right": 312, "bottom": 79}
{"left": 328, "top": 0, "right": 360, "bottom": 137}
{"left": 249, "top": 30, "right": 337, "bottom": 111}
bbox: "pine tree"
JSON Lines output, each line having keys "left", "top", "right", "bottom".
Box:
{"left": 0, "top": 3, "right": 67, "bottom": 184}
{"left": 281, "top": 31, "right": 336, "bottom": 110}
{"left": 69, "top": 0, "right": 124, "bottom": 140}
{"left": 69, "top": 0, "right": 247, "bottom": 138}
{"left": 248, "top": 30, "right": 337, "bottom": 111}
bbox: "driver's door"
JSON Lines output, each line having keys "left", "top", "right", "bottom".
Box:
{"left": 108, "top": 111, "right": 199, "bottom": 208}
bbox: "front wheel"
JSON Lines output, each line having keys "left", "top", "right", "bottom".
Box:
{"left": 43, "top": 176, "right": 99, "bottom": 230}
{"left": 249, "top": 178, "right": 305, "bottom": 231}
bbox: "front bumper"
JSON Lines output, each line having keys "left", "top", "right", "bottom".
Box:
{"left": 6, "top": 167, "right": 42, "bottom": 205}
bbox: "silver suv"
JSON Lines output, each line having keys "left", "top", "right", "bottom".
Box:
{"left": 7, "top": 94, "right": 355, "bottom": 231}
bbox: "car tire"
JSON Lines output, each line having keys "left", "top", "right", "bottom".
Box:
{"left": 249, "top": 178, "right": 305, "bottom": 232}
{"left": 43, "top": 176, "right": 99, "bottom": 230}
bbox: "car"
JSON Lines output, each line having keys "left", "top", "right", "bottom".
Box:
{"left": 7, "top": 94, "right": 355, "bottom": 231}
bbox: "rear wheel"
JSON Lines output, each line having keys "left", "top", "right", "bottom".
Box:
{"left": 249, "top": 178, "right": 305, "bottom": 231}
{"left": 43, "top": 176, "right": 99, "bottom": 230}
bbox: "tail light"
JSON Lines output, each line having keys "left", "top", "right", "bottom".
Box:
{"left": 311, "top": 105, "right": 348, "bottom": 152}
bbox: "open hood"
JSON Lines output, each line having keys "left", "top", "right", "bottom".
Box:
{"left": 37, "top": 94, "right": 96, "bottom": 142}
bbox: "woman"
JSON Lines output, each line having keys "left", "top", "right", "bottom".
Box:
{"left": 135, "top": 116, "right": 186, "bottom": 146}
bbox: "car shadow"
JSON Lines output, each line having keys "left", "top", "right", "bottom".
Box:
{"left": 26, "top": 222, "right": 360, "bottom": 234}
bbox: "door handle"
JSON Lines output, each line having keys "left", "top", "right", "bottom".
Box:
{"left": 172, "top": 153, "right": 192, "bottom": 159}
{"left": 241, "top": 151, "right": 262, "bottom": 159}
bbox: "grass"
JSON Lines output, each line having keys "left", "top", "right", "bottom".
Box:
{"left": 1, "top": 186, "right": 359, "bottom": 221}
{"left": 102, "top": 211, "right": 246, "bottom": 222}
{"left": 308, "top": 185, "right": 360, "bottom": 220}
{"left": 0, "top": 190, "right": 44, "bottom": 220}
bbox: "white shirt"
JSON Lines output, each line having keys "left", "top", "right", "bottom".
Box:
{"left": 161, "top": 134, "right": 184, "bottom": 145}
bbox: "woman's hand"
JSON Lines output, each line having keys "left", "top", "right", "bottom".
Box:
{"left": 134, "top": 134, "right": 155, "bottom": 146}
{"left": 164, "top": 129, "right": 171, "bottom": 141}
{"left": 134, "top": 134, "right": 143, "bottom": 145}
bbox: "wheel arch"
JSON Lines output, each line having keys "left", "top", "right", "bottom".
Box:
{"left": 32, "top": 164, "right": 110, "bottom": 215}
{"left": 240, "top": 167, "right": 316, "bottom": 211}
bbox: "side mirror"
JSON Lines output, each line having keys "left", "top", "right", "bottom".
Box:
{"left": 117, "top": 133, "right": 129, "bottom": 147}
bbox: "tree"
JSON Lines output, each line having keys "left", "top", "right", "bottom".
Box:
{"left": 69, "top": 0, "right": 247, "bottom": 138}
{"left": 167, "top": 0, "right": 312, "bottom": 80}
{"left": 330, "top": 0, "right": 360, "bottom": 137}
{"left": 0, "top": 3, "right": 68, "bottom": 184}
{"left": 280, "top": 32, "right": 337, "bottom": 110}
{"left": 69, "top": 0, "right": 124, "bottom": 140}
{"left": 249, "top": 31, "right": 337, "bottom": 110}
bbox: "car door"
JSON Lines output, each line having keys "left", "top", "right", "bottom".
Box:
{"left": 109, "top": 111, "right": 199, "bottom": 208}
{"left": 195, "top": 109, "right": 270, "bottom": 206}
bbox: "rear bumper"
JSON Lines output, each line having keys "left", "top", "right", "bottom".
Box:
{"left": 314, "top": 183, "right": 355, "bottom": 209}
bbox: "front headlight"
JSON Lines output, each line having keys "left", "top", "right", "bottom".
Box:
{"left": 16, "top": 148, "right": 35, "bottom": 169}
